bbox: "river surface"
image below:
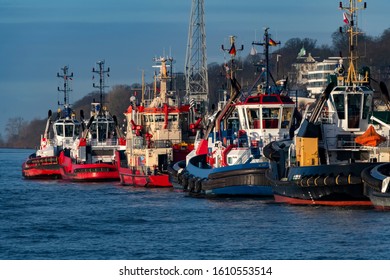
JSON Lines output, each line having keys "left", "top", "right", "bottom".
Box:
{"left": 1, "top": 148, "right": 389, "bottom": 260}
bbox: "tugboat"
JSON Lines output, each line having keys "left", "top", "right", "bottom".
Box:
{"left": 22, "top": 66, "right": 81, "bottom": 179}
{"left": 115, "top": 57, "right": 197, "bottom": 187}
{"left": 59, "top": 60, "right": 126, "bottom": 181}
{"left": 178, "top": 31, "right": 298, "bottom": 197}
{"left": 264, "top": 0, "right": 388, "bottom": 206}
{"left": 361, "top": 93, "right": 390, "bottom": 210}
{"left": 362, "top": 162, "right": 390, "bottom": 210}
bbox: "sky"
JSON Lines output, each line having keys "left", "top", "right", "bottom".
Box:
{"left": 1, "top": 0, "right": 389, "bottom": 137}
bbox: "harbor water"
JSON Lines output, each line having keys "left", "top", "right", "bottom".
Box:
{"left": 1, "top": 148, "right": 389, "bottom": 260}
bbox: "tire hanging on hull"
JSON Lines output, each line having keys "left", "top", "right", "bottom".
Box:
{"left": 298, "top": 173, "right": 362, "bottom": 187}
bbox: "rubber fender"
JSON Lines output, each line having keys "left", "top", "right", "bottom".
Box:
{"left": 188, "top": 177, "right": 197, "bottom": 192}
{"left": 194, "top": 178, "right": 203, "bottom": 193}
{"left": 323, "top": 175, "right": 335, "bottom": 186}
{"left": 182, "top": 174, "right": 189, "bottom": 189}
{"left": 306, "top": 176, "right": 316, "bottom": 186}
{"left": 361, "top": 166, "right": 382, "bottom": 191}
{"left": 314, "top": 175, "right": 323, "bottom": 186}
{"left": 347, "top": 174, "right": 362, "bottom": 185}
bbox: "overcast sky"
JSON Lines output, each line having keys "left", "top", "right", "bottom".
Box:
{"left": 1, "top": 0, "right": 389, "bottom": 136}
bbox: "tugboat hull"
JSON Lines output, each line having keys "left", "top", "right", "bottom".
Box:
{"left": 267, "top": 163, "right": 377, "bottom": 206}
{"left": 22, "top": 156, "right": 61, "bottom": 179}
{"left": 362, "top": 163, "right": 390, "bottom": 210}
{"left": 59, "top": 151, "right": 119, "bottom": 182}
{"left": 183, "top": 154, "right": 273, "bottom": 197}
{"left": 118, "top": 169, "right": 172, "bottom": 188}
{"left": 115, "top": 151, "right": 172, "bottom": 188}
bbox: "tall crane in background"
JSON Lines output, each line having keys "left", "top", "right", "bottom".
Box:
{"left": 185, "top": 0, "right": 209, "bottom": 115}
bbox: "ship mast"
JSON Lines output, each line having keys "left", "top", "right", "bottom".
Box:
{"left": 221, "top": 35, "right": 243, "bottom": 95}
{"left": 57, "top": 65, "right": 73, "bottom": 118}
{"left": 153, "top": 56, "right": 170, "bottom": 104}
{"left": 251, "top": 28, "right": 280, "bottom": 94}
{"left": 92, "top": 60, "right": 110, "bottom": 108}
{"left": 339, "top": 0, "right": 368, "bottom": 86}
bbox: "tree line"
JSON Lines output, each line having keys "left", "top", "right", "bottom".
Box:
{"left": 2, "top": 28, "right": 390, "bottom": 149}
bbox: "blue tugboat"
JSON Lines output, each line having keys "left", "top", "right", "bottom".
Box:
{"left": 178, "top": 30, "right": 299, "bottom": 197}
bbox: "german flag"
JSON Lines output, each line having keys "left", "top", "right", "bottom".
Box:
{"left": 269, "top": 38, "right": 278, "bottom": 46}
{"left": 229, "top": 42, "right": 237, "bottom": 56}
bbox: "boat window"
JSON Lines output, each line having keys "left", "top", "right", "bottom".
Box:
{"left": 247, "top": 97, "right": 260, "bottom": 103}
{"left": 347, "top": 94, "right": 361, "bottom": 128}
{"left": 143, "top": 115, "right": 151, "bottom": 123}
{"left": 108, "top": 122, "right": 116, "bottom": 138}
{"left": 333, "top": 94, "right": 345, "bottom": 119}
{"left": 227, "top": 118, "right": 239, "bottom": 133}
{"left": 246, "top": 108, "right": 260, "bottom": 128}
{"left": 281, "top": 108, "right": 293, "bottom": 128}
{"left": 55, "top": 124, "right": 64, "bottom": 136}
{"left": 262, "top": 108, "right": 280, "bottom": 128}
{"left": 155, "top": 115, "right": 164, "bottom": 122}
{"left": 362, "top": 94, "right": 371, "bottom": 119}
{"left": 64, "top": 124, "right": 74, "bottom": 137}
{"left": 75, "top": 124, "right": 80, "bottom": 137}
{"left": 241, "top": 108, "right": 249, "bottom": 130}
{"left": 90, "top": 123, "right": 97, "bottom": 139}
{"left": 280, "top": 96, "right": 293, "bottom": 103}
{"left": 262, "top": 96, "right": 279, "bottom": 103}
{"left": 98, "top": 122, "right": 108, "bottom": 141}
{"left": 168, "top": 114, "right": 178, "bottom": 122}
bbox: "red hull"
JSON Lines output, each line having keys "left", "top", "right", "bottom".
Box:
{"left": 118, "top": 166, "right": 172, "bottom": 188}
{"left": 59, "top": 152, "right": 119, "bottom": 182}
{"left": 274, "top": 194, "right": 373, "bottom": 207}
{"left": 22, "top": 156, "right": 61, "bottom": 179}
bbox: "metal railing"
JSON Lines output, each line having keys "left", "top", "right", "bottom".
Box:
{"left": 128, "top": 138, "right": 173, "bottom": 150}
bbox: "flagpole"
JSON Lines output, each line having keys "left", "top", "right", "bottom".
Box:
{"left": 221, "top": 35, "right": 244, "bottom": 98}
{"left": 57, "top": 65, "right": 73, "bottom": 118}
{"left": 339, "top": 0, "right": 368, "bottom": 85}
{"left": 92, "top": 60, "right": 110, "bottom": 111}
{"left": 252, "top": 28, "right": 280, "bottom": 94}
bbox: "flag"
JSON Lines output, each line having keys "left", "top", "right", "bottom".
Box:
{"left": 298, "top": 47, "right": 306, "bottom": 57}
{"left": 343, "top": 12, "right": 350, "bottom": 24}
{"left": 229, "top": 42, "right": 236, "bottom": 56}
{"left": 269, "top": 38, "right": 278, "bottom": 46}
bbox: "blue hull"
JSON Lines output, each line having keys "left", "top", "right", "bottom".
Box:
{"left": 205, "top": 185, "right": 273, "bottom": 196}
{"left": 181, "top": 154, "right": 272, "bottom": 197}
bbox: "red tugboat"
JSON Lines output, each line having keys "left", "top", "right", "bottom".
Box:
{"left": 22, "top": 66, "right": 81, "bottom": 179}
{"left": 116, "top": 56, "right": 198, "bottom": 187}
{"left": 59, "top": 60, "right": 126, "bottom": 182}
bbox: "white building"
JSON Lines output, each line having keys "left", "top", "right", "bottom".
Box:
{"left": 306, "top": 58, "right": 339, "bottom": 96}
{"left": 292, "top": 47, "right": 339, "bottom": 97}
